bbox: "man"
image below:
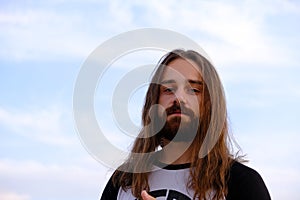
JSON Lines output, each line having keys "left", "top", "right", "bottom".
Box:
{"left": 101, "top": 49, "right": 271, "bottom": 200}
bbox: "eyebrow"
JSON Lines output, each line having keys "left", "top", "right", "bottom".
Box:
{"left": 188, "top": 80, "right": 203, "bottom": 86}
{"left": 160, "top": 79, "right": 176, "bottom": 84}
{"left": 160, "top": 79, "right": 203, "bottom": 85}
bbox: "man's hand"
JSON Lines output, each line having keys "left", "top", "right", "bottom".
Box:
{"left": 141, "top": 190, "right": 156, "bottom": 200}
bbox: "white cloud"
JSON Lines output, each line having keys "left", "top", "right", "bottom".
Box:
{"left": 0, "top": 106, "right": 76, "bottom": 146}
{"left": 188, "top": 1, "right": 296, "bottom": 66}
{"left": 0, "top": 159, "right": 102, "bottom": 181}
{"left": 0, "top": 8, "right": 103, "bottom": 61}
{"left": 1, "top": 0, "right": 299, "bottom": 65}
{"left": 0, "top": 159, "right": 107, "bottom": 200}
{"left": 0, "top": 191, "right": 30, "bottom": 200}
{"left": 128, "top": 0, "right": 299, "bottom": 67}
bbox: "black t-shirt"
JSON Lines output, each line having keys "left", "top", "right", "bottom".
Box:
{"left": 100, "top": 161, "right": 271, "bottom": 200}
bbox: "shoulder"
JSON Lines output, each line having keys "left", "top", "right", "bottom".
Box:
{"left": 229, "top": 161, "right": 262, "bottom": 181}
{"left": 226, "top": 161, "right": 271, "bottom": 200}
{"left": 100, "top": 172, "right": 120, "bottom": 200}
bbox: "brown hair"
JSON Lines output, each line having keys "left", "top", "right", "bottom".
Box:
{"left": 113, "top": 49, "right": 238, "bottom": 200}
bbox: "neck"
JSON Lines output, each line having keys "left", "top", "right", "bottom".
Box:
{"left": 159, "top": 139, "right": 193, "bottom": 165}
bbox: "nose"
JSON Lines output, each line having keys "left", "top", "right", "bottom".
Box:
{"left": 174, "top": 89, "right": 187, "bottom": 104}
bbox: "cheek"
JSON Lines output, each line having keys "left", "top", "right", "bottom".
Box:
{"left": 157, "top": 95, "right": 171, "bottom": 118}
{"left": 157, "top": 105, "right": 164, "bottom": 117}
{"left": 158, "top": 95, "right": 171, "bottom": 107}
{"left": 189, "top": 97, "right": 201, "bottom": 116}
{"left": 156, "top": 104, "right": 168, "bottom": 123}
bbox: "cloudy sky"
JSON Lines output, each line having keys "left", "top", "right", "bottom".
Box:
{"left": 1, "top": 0, "right": 300, "bottom": 199}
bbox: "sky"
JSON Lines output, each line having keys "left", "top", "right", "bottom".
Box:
{"left": 1, "top": 0, "right": 300, "bottom": 199}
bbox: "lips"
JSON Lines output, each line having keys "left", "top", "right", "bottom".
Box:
{"left": 168, "top": 109, "right": 186, "bottom": 116}
{"left": 171, "top": 110, "right": 182, "bottom": 114}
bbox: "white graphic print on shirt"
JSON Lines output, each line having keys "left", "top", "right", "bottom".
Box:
{"left": 117, "top": 165, "right": 215, "bottom": 200}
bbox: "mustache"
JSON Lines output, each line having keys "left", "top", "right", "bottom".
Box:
{"left": 165, "top": 103, "right": 194, "bottom": 117}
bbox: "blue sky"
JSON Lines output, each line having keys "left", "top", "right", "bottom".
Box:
{"left": 1, "top": 0, "right": 300, "bottom": 199}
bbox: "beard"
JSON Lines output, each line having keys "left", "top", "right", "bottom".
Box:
{"left": 155, "top": 104, "right": 199, "bottom": 142}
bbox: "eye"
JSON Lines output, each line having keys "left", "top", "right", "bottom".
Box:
{"left": 187, "top": 87, "right": 201, "bottom": 94}
{"left": 164, "top": 87, "right": 175, "bottom": 93}
{"left": 160, "top": 85, "right": 176, "bottom": 95}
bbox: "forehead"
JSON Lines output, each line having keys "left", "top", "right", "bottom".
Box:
{"left": 161, "top": 58, "right": 202, "bottom": 82}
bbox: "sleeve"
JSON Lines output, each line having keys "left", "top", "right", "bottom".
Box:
{"left": 226, "top": 162, "right": 271, "bottom": 200}
{"left": 100, "top": 175, "right": 119, "bottom": 200}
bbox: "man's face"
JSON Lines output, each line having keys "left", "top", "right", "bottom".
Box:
{"left": 157, "top": 58, "right": 203, "bottom": 141}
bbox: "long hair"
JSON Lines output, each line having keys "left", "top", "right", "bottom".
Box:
{"left": 113, "top": 49, "right": 238, "bottom": 200}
